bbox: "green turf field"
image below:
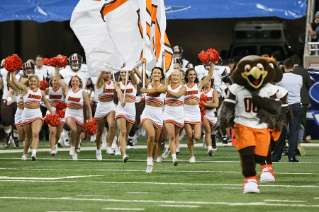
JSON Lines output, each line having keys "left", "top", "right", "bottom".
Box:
{"left": 0, "top": 140, "right": 318, "bottom": 212}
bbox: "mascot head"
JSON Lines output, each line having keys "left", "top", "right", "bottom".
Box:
{"left": 231, "top": 55, "right": 277, "bottom": 89}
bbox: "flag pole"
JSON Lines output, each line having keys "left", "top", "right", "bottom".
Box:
{"left": 163, "top": 52, "right": 166, "bottom": 81}
{"left": 142, "top": 0, "right": 146, "bottom": 88}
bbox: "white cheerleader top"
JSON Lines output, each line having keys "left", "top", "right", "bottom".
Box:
{"left": 23, "top": 87, "right": 42, "bottom": 105}
{"left": 202, "top": 88, "right": 216, "bottom": 111}
{"left": 145, "top": 83, "right": 165, "bottom": 105}
{"left": 97, "top": 81, "right": 115, "bottom": 100}
{"left": 48, "top": 86, "right": 65, "bottom": 104}
{"left": 16, "top": 93, "right": 23, "bottom": 106}
{"left": 165, "top": 84, "right": 184, "bottom": 105}
{"left": 66, "top": 88, "right": 84, "bottom": 108}
{"left": 185, "top": 83, "right": 200, "bottom": 102}
{"left": 119, "top": 81, "right": 136, "bottom": 100}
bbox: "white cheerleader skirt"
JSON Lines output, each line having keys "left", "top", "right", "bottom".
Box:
{"left": 19, "top": 108, "right": 43, "bottom": 126}
{"left": 140, "top": 105, "right": 163, "bottom": 130}
{"left": 203, "top": 109, "right": 218, "bottom": 126}
{"left": 46, "top": 107, "right": 66, "bottom": 124}
{"left": 94, "top": 101, "right": 116, "bottom": 120}
{"left": 184, "top": 104, "right": 202, "bottom": 125}
{"left": 163, "top": 105, "right": 184, "bottom": 128}
{"left": 15, "top": 108, "right": 24, "bottom": 127}
{"left": 115, "top": 102, "right": 136, "bottom": 124}
{"left": 65, "top": 108, "right": 84, "bottom": 126}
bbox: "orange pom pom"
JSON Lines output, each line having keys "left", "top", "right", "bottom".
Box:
{"left": 82, "top": 118, "right": 97, "bottom": 136}
{"left": 40, "top": 80, "right": 48, "bottom": 91}
{"left": 198, "top": 49, "right": 219, "bottom": 64}
{"left": 3, "top": 54, "right": 23, "bottom": 72}
{"left": 56, "top": 102, "right": 67, "bottom": 110}
{"left": 44, "top": 113, "right": 60, "bottom": 127}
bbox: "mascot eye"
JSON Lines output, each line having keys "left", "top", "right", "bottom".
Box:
{"left": 269, "top": 63, "right": 274, "bottom": 68}
{"left": 244, "top": 64, "right": 251, "bottom": 72}
{"left": 257, "top": 63, "right": 264, "bottom": 71}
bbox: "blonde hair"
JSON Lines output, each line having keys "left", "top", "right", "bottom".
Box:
{"left": 22, "top": 74, "right": 40, "bottom": 88}
{"left": 166, "top": 69, "right": 182, "bottom": 85}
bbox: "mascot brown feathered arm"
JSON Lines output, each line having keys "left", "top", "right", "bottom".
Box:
{"left": 252, "top": 94, "right": 281, "bottom": 115}
{"left": 214, "top": 87, "right": 237, "bottom": 135}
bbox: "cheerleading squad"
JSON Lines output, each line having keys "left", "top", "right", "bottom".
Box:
{"left": 0, "top": 47, "right": 234, "bottom": 173}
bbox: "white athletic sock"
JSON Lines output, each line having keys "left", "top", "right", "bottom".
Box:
{"left": 207, "top": 146, "right": 212, "bottom": 150}
{"left": 13, "top": 132, "right": 19, "bottom": 138}
{"left": 5, "top": 129, "right": 11, "bottom": 134}
{"left": 96, "top": 149, "right": 101, "bottom": 153}
{"left": 172, "top": 154, "right": 177, "bottom": 160}
{"left": 32, "top": 149, "right": 37, "bottom": 155}
{"left": 63, "top": 129, "right": 69, "bottom": 133}
{"left": 70, "top": 146, "right": 75, "bottom": 152}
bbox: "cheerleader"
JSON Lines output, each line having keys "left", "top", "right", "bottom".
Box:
{"left": 184, "top": 63, "right": 214, "bottom": 162}
{"left": 45, "top": 75, "right": 66, "bottom": 156}
{"left": 54, "top": 65, "right": 92, "bottom": 160}
{"left": 94, "top": 71, "right": 124, "bottom": 161}
{"left": 134, "top": 63, "right": 167, "bottom": 173}
{"left": 201, "top": 76, "right": 219, "bottom": 155}
{"left": 163, "top": 69, "right": 186, "bottom": 166}
{"left": 6, "top": 74, "right": 29, "bottom": 149}
{"left": 115, "top": 70, "right": 138, "bottom": 162}
{"left": 11, "top": 71, "right": 53, "bottom": 161}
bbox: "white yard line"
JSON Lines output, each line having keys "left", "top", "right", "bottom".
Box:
{"left": 0, "top": 167, "right": 317, "bottom": 175}
{"left": 0, "top": 180, "right": 318, "bottom": 188}
{"left": 102, "top": 208, "right": 144, "bottom": 211}
{"left": 159, "top": 205, "right": 200, "bottom": 208}
{"left": 1, "top": 197, "right": 319, "bottom": 208}
{"left": 0, "top": 175, "right": 102, "bottom": 180}
{"left": 1, "top": 143, "right": 318, "bottom": 153}
{"left": 264, "top": 199, "right": 306, "bottom": 203}
{"left": 1, "top": 158, "right": 319, "bottom": 164}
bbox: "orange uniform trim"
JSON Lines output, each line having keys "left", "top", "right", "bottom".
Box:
{"left": 234, "top": 124, "right": 271, "bottom": 157}
{"left": 140, "top": 118, "right": 162, "bottom": 130}
{"left": 101, "top": 0, "right": 129, "bottom": 19}
{"left": 164, "top": 119, "right": 183, "bottom": 128}
{"left": 116, "top": 115, "right": 135, "bottom": 124}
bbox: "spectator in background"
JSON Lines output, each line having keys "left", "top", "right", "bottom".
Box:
{"left": 34, "top": 55, "right": 49, "bottom": 77}
{"left": 272, "top": 58, "right": 303, "bottom": 162}
{"left": 232, "top": 56, "right": 242, "bottom": 72}
{"left": 307, "top": 12, "right": 319, "bottom": 42}
{"left": 291, "top": 55, "right": 312, "bottom": 143}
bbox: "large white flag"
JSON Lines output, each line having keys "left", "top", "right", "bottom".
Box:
{"left": 70, "top": 0, "right": 124, "bottom": 77}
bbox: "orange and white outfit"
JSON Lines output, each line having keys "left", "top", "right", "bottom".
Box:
{"left": 163, "top": 84, "right": 185, "bottom": 128}
{"left": 184, "top": 83, "right": 201, "bottom": 124}
{"left": 224, "top": 83, "right": 280, "bottom": 156}
{"left": 46, "top": 86, "right": 66, "bottom": 124}
{"left": 20, "top": 87, "right": 43, "bottom": 126}
{"left": 115, "top": 81, "right": 137, "bottom": 124}
{"left": 201, "top": 88, "right": 217, "bottom": 125}
{"left": 65, "top": 88, "right": 84, "bottom": 126}
{"left": 94, "top": 81, "right": 116, "bottom": 120}
{"left": 140, "top": 83, "right": 165, "bottom": 129}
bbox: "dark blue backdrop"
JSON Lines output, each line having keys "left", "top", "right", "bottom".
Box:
{"left": 307, "top": 69, "right": 319, "bottom": 139}
{"left": 0, "top": 0, "right": 307, "bottom": 23}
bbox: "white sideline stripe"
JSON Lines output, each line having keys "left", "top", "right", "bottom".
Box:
{"left": 159, "top": 205, "right": 200, "bottom": 208}
{"left": 102, "top": 208, "right": 144, "bottom": 211}
{"left": 314, "top": 197, "right": 319, "bottom": 199}
{"left": 1, "top": 158, "right": 319, "bottom": 164}
{"left": 1, "top": 142, "right": 318, "bottom": 153}
{"left": 47, "top": 211, "right": 83, "bottom": 212}
{"left": 0, "top": 167, "right": 317, "bottom": 175}
{"left": 1, "top": 197, "right": 319, "bottom": 208}
{"left": 0, "top": 175, "right": 102, "bottom": 180}
{"left": 0, "top": 180, "right": 318, "bottom": 188}
{"left": 264, "top": 199, "right": 306, "bottom": 203}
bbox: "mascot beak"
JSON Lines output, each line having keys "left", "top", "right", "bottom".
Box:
{"left": 241, "top": 66, "right": 268, "bottom": 89}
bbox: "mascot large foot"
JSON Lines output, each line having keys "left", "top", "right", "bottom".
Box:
{"left": 243, "top": 174, "right": 260, "bottom": 193}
